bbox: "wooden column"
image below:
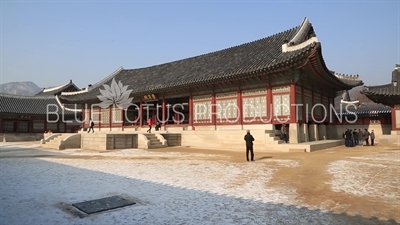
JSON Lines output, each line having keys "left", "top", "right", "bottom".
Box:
{"left": 290, "top": 83, "right": 296, "bottom": 124}
{"left": 189, "top": 94, "right": 194, "bottom": 129}
{"left": 267, "top": 86, "right": 273, "bottom": 122}
{"left": 162, "top": 98, "right": 166, "bottom": 125}
{"left": 391, "top": 105, "right": 396, "bottom": 130}
{"left": 301, "top": 87, "right": 306, "bottom": 124}
{"left": 212, "top": 92, "right": 216, "bottom": 126}
{"left": 109, "top": 108, "right": 112, "bottom": 131}
{"left": 98, "top": 108, "right": 102, "bottom": 131}
{"left": 30, "top": 117, "right": 34, "bottom": 133}
{"left": 44, "top": 118, "right": 47, "bottom": 131}
{"left": 82, "top": 108, "right": 86, "bottom": 129}
{"left": 310, "top": 89, "right": 314, "bottom": 123}
{"left": 139, "top": 101, "right": 143, "bottom": 127}
{"left": 238, "top": 89, "right": 243, "bottom": 126}
{"left": 0, "top": 118, "right": 3, "bottom": 133}
{"left": 57, "top": 119, "right": 60, "bottom": 133}
{"left": 121, "top": 108, "right": 124, "bottom": 130}
{"left": 15, "top": 118, "right": 19, "bottom": 133}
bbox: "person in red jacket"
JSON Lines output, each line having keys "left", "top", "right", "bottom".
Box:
{"left": 147, "top": 117, "right": 153, "bottom": 133}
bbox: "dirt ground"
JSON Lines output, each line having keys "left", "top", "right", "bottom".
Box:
{"left": 152, "top": 144, "right": 400, "bottom": 222}
{"left": 1, "top": 142, "right": 400, "bottom": 223}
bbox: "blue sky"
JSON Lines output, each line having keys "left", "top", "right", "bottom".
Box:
{"left": 1, "top": 0, "right": 399, "bottom": 89}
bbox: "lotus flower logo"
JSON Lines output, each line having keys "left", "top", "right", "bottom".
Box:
{"left": 97, "top": 78, "right": 133, "bottom": 109}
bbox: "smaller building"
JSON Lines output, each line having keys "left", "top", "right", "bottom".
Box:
{"left": 362, "top": 64, "right": 400, "bottom": 133}
{"left": 0, "top": 80, "right": 82, "bottom": 135}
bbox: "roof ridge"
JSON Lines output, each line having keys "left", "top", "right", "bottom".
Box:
{"left": 61, "top": 66, "right": 124, "bottom": 96}
{"left": 42, "top": 80, "right": 72, "bottom": 93}
{"left": 334, "top": 73, "right": 361, "bottom": 81}
{"left": 123, "top": 24, "right": 302, "bottom": 72}
{"left": 0, "top": 93, "right": 56, "bottom": 99}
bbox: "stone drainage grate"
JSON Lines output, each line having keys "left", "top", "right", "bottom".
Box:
{"left": 72, "top": 195, "right": 136, "bottom": 214}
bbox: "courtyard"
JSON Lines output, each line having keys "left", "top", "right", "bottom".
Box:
{"left": 0, "top": 142, "right": 399, "bottom": 225}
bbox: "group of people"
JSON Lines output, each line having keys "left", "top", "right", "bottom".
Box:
{"left": 343, "top": 128, "right": 375, "bottom": 147}
{"left": 85, "top": 117, "right": 162, "bottom": 134}
{"left": 146, "top": 118, "right": 162, "bottom": 133}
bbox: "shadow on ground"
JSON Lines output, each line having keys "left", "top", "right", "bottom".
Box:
{"left": 0, "top": 148, "right": 398, "bottom": 225}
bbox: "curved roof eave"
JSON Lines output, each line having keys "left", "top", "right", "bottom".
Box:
{"left": 309, "top": 44, "right": 364, "bottom": 90}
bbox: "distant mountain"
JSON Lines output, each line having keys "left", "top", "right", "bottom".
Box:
{"left": 0, "top": 81, "right": 42, "bottom": 96}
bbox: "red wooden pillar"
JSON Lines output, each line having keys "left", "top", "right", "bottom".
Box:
{"left": 290, "top": 83, "right": 296, "bottom": 124}
{"left": 98, "top": 108, "right": 102, "bottom": 131}
{"left": 139, "top": 101, "right": 143, "bottom": 127}
{"left": 391, "top": 105, "right": 396, "bottom": 130}
{"left": 238, "top": 89, "right": 243, "bottom": 126}
{"left": 15, "top": 118, "right": 19, "bottom": 133}
{"left": 162, "top": 98, "right": 166, "bottom": 125}
{"left": 267, "top": 86, "right": 273, "bottom": 122}
{"left": 212, "top": 92, "right": 216, "bottom": 125}
{"left": 44, "top": 118, "right": 47, "bottom": 132}
{"left": 189, "top": 94, "right": 194, "bottom": 129}
{"left": 30, "top": 117, "right": 34, "bottom": 133}
{"left": 109, "top": 108, "right": 112, "bottom": 131}
{"left": 301, "top": 87, "right": 305, "bottom": 124}
{"left": 121, "top": 108, "right": 124, "bottom": 130}
{"left": 0, "top": 118, "right": 3, "bottom": 133}
{"left": 81, "top": 108, "right": 86, "bottom": 129}
{"left": 311, "top": 90, "right": 314, "bottom": 123}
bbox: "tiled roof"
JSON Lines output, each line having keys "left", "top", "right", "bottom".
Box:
{"left": 0, "top": 93, "right": 80, "bottom": 115}
{"left": 35, "top": 80, "right": 80, "bottom": 96}
{"left": 331, "top": 72, "right": 363, "bottom": 86}
{"left": 60, "top": 18, "right": 360, "bottom": 103}
{"left": 362, "top": 83, "right": 400, "bottom": 96}
{"left": 336, "top": 102, "right": 391, "bottom": 116}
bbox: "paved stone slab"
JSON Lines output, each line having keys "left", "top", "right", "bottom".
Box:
{"left": 72, "top": 195, "right": 135, "bottom": 214}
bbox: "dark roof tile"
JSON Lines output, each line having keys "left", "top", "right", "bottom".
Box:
{"left": 336, "top": 102, "right": 391, "bottom": 116}
{"left": 0, "top": 93, "right": 80, "bottom": 115}
{"left": 60, "top": 18, "right": 359, "bottom": 103}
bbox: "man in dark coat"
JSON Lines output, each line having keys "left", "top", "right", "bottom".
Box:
{"left": 244, "top": 130, "right": 255, "bottom": 161}
{"left": 345, "top": 128, "right": 352, "bottom": 148}
{"left": 353, "top": 129, "right": 358, "bottom": 146}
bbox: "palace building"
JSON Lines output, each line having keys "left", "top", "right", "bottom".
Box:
{"left": 59, "top": 17, "right": 364, "bottom": 146}
{"left": 0, "top": 80, "right": 82, "bottom": 141}
{"left": 362, "top": 64, "right": 400, "bottom": 134}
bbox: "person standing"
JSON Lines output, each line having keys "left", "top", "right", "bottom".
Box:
{"left": 345, "top": 128, "right": 352, "bottom": 148}
{"left": 353, "top": 129, "right": 358, "bottom": 146}
{"left": 280, "top": 124, "right": 288, "bottom": 143}
{"left": 87, "top": 118, "right": 94, "bottom": 133}
{"left": 244, "top": 130, "right": 255, "bottom": 161}
{"left": 147, "top": 117, "right": 153, "bottom": 133}
{"left": 370, "top": 130, "right": 375, "bottom": 146}
{"left": 364, "top": 129, "right": 370, "bottom": 146}
{"left": 358, "top": 128, "right": 364, "bottom": 146}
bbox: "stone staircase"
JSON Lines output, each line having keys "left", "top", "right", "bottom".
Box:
{"left": 143, "top": 133, "right": 164, "bottom": 149}
{"left": 181, "top": 129, "right": 284, "bottom": 151}
{"left": 41, "top": 133, "right": 80, "bottom": 150}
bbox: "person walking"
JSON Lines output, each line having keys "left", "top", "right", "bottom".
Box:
{"left": 364, "top": 129, "right": 370, "bottom": 146}
{"left": 87, "top": 118, "right": 95, "bottom": 133}
{"left": 147, "top": 117, "right": 153, "bottom": 133}
{"left": 244, "top": 130, "right": 255, "bottom": 161}
{"left": 370, "top": 130, "right": 375, "bottom": 146}
{"left": 358, "top": 128, "right": 364, "bottom": 146}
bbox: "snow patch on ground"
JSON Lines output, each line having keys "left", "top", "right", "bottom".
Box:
{"left": 326, "top": 160, "right": 400, "bottom": 202}
{"left": 349, "top": 152, "right": 400, "bottom": 162}
{"left": 39, "top": 158, "right": 298, "bottom": 204}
